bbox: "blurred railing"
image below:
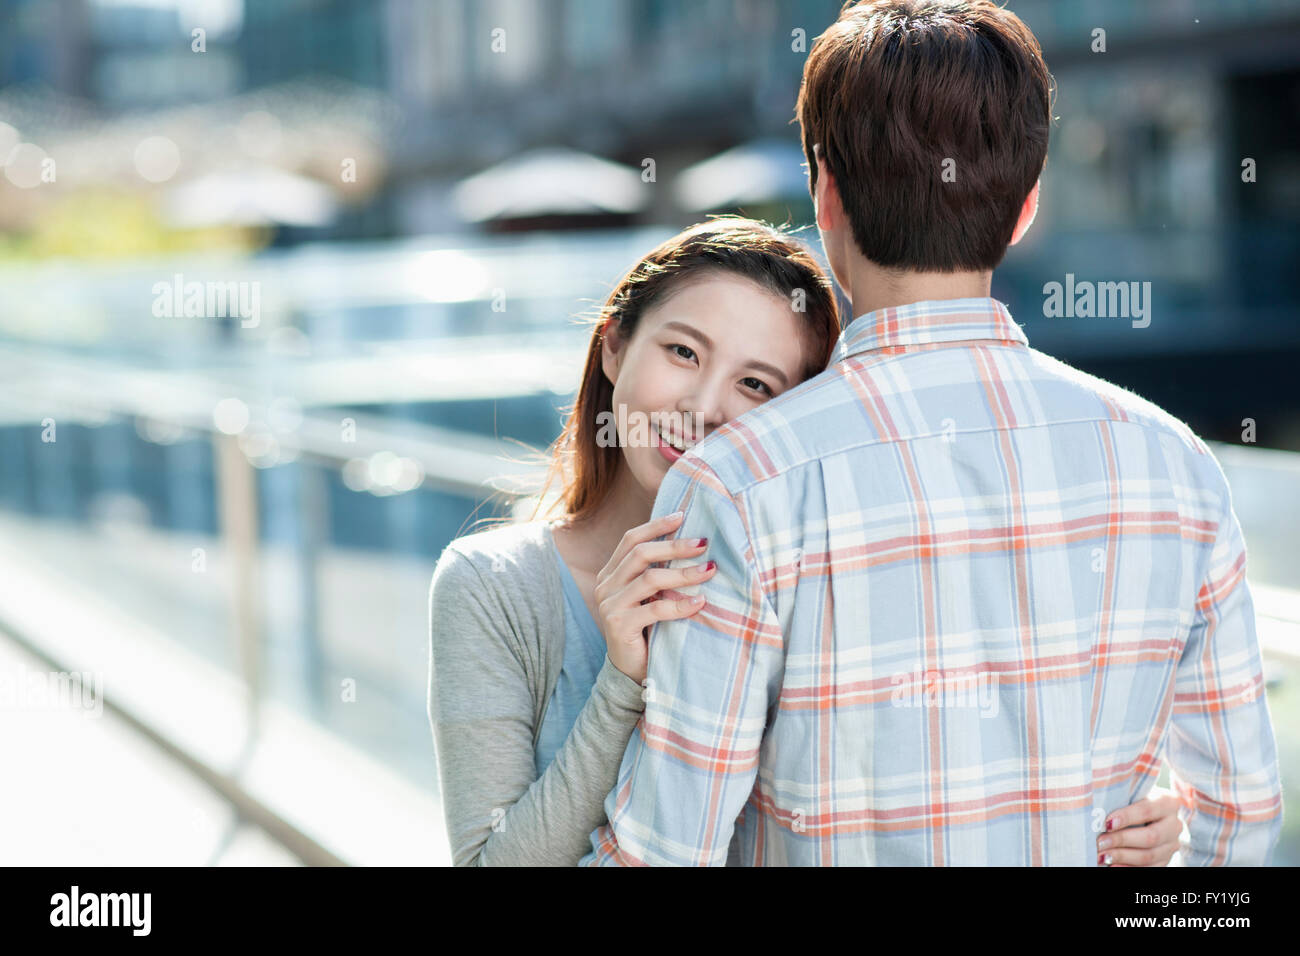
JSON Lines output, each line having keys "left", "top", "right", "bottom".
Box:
{"left": 0, "top": 341, "right": 556, "bottom": 865}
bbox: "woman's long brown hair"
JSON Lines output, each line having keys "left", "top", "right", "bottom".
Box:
{"left": 469, "top": 217, "right": 842, "bottom": 535}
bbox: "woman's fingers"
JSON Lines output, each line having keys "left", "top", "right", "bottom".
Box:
{"left": 1099, "top": 791, "right": 1186, "bottom": 867}
{"left": 1104, "top": 790, "right": 1181, "bottom": 831}
{"left": 632, "top": 590, "right": 707, "bottom": 634}
{"left": 596, "top": 513, "right": 687, "bottom": 604}
{"left": 611, "top": 529, "right": 707, "bottom": 592}
{"left": 629, "top": 562, "right": 717, "bottom": 603}
{"left": 602, "top": 512, "right": 685, "bottom": 575}
{"left": 1103, "top": 828, "right": 1182, "bottom": 867}
{"left": 594, "top": 514, "right": 714, "bottom": 684}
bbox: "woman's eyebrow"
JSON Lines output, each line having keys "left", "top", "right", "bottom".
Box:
{"left": 661, "top": 320, "right": 790, "bottom": 388}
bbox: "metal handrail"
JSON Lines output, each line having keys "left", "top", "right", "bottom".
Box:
{"left": 0, "top": 342, "right": 555, "bottom": 865}
{"left": 0, "top": 343, "right": 552, "bottom": 498}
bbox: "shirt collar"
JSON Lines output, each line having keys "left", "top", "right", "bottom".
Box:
{"left": 833, "top": 296, "right": 1028, "bottom": 362}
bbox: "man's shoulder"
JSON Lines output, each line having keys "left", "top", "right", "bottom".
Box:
{"left": 1025, "top": 348, "right": 1213, "bottom": 458}
{"left": 675, "top": 345, "right": 1223, "bottom": 499}
{"left": 677, "top": 363, "right": 846, "bottom": 493}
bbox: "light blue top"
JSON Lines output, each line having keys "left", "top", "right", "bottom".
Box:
{"left": 534, "top": 541, "right": 609, "bottom": 777}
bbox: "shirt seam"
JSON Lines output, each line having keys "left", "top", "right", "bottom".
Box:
{"left": 839, "top": 335, "right": 1029, "bottom": 360}
{"left": 689, "top": 458, "right": 784, "bottom": 641}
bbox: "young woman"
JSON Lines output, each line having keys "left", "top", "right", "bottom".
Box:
{"left": 427, "top": 218, "right": 1184, "bottom": 866}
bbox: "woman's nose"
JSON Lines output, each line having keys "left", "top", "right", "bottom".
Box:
{"left": 679, "top": 395, "right": 727, "bottom": 438}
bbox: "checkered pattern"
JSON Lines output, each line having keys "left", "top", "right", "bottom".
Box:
{"left": 580, "top": 297, "right": 1282, "bottom": 866}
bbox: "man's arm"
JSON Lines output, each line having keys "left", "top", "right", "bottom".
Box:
{"left": 580, "top": 456, "right": 785, "bottom": 865}
{"left": 1166, "top": 482, "right": 1283, "bottom": 865}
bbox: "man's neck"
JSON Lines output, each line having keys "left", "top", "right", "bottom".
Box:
{"left": 842, "top": 254, "right": 994, "bottom": 319}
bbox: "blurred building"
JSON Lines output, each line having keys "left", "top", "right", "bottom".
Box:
{"left": 1, "top": 0, "right": 1298, "bottom": 437}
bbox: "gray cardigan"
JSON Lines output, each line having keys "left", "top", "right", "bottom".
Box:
{"left": 426, "top": 518, "right": 648, "bottom": 866}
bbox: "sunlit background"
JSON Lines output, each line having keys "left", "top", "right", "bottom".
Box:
{"left": 0, "top": 0, "right": 1296, "bottom": 866}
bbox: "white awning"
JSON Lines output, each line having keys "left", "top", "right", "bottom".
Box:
{"left": 674, "top": 138, "right": 810, "bottom": 211}
{"left": 452, "top": 146, "right": 648, "bottom": 221}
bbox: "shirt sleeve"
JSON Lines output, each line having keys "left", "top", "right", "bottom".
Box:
{"left": 428, "top": 548, "right": 647, "bottom": 866}
{"left": 580, "top": 457, "right": 785, "bottom": 865}
{"left": 1165, "top": 480, "right": 1284, "bottom": 865}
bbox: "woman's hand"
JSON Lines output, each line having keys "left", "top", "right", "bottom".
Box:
{"left": 1098, "top": 785, "right": 1186, "bottom": 866}
{"left": 593, "top": 511, "right": 718, "bottom": 685}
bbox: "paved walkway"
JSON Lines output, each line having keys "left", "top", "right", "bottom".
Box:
{"left": 0, "top": 633, "right": 301, "bottom": 866}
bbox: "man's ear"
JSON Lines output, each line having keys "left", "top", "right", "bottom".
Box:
{"left": 1009, "top": 180, "right": 1040, "bottom": 246}
{"left": 813, "top": 149, "right": 839, "bottom": 232}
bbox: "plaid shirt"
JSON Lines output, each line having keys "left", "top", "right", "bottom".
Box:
{"left": 580, "top": 297, "right": 1283, "bottom": 866}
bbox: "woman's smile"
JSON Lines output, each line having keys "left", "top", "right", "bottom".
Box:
{"left": 653, "top": 425, "right": 685, "bottom": 464}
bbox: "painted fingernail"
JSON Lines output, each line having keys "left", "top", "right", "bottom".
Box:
{"left": 705, "top": 560, "right": 716, "bottom": 571}
{"left": 1097, "top": 836, "right": 1112, "bottom": 850}
{"left": 1106, "top": 818, "right": 1115, "bottom": 831}
{"left": 695, "top": 537, "right": 708, "bottom": 547}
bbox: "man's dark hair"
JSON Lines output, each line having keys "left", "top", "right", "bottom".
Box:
{"left": 796, "top": 0, "right": 1054, "bottom": 272}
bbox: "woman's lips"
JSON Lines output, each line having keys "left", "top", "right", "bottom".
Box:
{"left": 653, "top": 427, "right": 686, "bottom": 463}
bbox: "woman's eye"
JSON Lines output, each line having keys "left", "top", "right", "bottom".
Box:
{"left": 666, "top": 344, "right": 771, "bottom": 396}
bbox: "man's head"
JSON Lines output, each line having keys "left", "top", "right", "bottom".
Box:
{"left": 796, "top": 0, "right": 1053, "bottom": 289}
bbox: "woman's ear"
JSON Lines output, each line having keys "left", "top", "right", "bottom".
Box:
{"left": 600, "top": 320, "right": 623, "bottom": 385}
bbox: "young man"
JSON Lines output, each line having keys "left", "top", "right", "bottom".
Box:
{"left": 581, "top": 0, "right": 1282, "bottom": 866}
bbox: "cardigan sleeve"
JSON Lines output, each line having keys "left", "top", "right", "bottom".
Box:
{"left": 428, "top": 545, "right": 647, "bottom": 866}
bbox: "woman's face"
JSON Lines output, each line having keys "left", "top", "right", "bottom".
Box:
{"left": 601, "top": 272, "right": 811, "bottom": 499}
